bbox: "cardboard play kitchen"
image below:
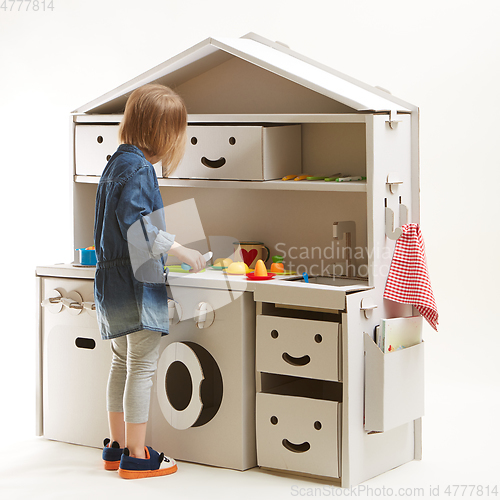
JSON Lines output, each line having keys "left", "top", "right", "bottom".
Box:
{"left": 36, "top": 33, "right": 425, "bottom": 487}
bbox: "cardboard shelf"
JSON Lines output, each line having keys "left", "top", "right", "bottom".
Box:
{"left": 74, "top": 175, "right": 368, "bottom": 192}
{"left": 188, "top": 114, "right": 370, "bottom": 124}
{"left": 158, "top": 178, "right": 367, "bottom": 192}
{"left": 73, "top": 116, "right": 368, "bottom": 188}
{"left": 73, "top": 113, "right": 370, "bottom": 125}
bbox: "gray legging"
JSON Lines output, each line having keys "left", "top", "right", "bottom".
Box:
{"left": 107, "top": 329, "right": 162, "bottom": 424}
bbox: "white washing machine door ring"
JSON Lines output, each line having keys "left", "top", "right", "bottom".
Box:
{"left": 157, "top": 341, "right": 223, "bottom": 430}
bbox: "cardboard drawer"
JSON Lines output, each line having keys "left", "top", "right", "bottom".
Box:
{"left": 256, "top": 392, "right": 341, "bottom": 478}
{"left": 75, "top": 125, "right": 162, "bottom": 177}
{"left": 256, "top": 315, "right": 340, "bottom": 381}
{"left": 364, "top": 333, "right": 424, "bottom": 432}
{"left": 75, "top": 124, "right": 119, "bottom": 176}
{"left": 171, "top": 124, "right": 301, "bottom": 180}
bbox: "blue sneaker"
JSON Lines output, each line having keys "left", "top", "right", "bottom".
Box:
{"left": 102, "top": 438, "right": 123, "bottom": 471}
{"left": 118, "top": 446, "right": 177, "bottom": 479}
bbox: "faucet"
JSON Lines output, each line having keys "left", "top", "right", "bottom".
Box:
{"left": 332, "top": 221, "right": 356, "bottom": 277}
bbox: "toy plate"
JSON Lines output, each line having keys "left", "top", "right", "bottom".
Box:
{"left": 166, "top": 265, "right": 206, "bottom": 273}
{"left": 246, "top": 272, "right": 276, "bottom": 281}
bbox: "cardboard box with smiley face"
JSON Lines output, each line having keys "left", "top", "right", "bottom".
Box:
{"left": 256, "top": 315, "right": 341, "bottom": 382}
{"left": 256, "top": 391, "right": 341, "bottom": 478}
{"left": 171, "top": 124, "right": 301, "bottom": 180}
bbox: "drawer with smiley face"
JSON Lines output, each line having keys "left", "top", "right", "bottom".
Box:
{"left": 75, "top": 124, "right": 163, "bottom": 177}
{"left": 171, "top": 124, "right": 301, "bottom": 180}
{"left": 256, "top": 392, "right": 341, "bottom": 478}
{"left": 256, "top": 315, "right": 340, "bottom": 381}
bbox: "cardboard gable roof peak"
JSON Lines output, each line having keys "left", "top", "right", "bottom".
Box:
{"left": 73, "top": 32, "right": 415, "bottom": 116}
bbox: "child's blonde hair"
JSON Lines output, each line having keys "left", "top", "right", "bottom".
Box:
{"left": 119, "top": 83, "right": 187, "bottom": 176}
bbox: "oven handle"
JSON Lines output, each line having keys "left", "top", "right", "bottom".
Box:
{"left": 41, "top": 290, "right": 95, "bottom": 315}
{"left": 82, "top": 301, "right": 96, "bottom": 312}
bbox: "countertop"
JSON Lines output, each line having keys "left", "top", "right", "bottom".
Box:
{"left": 36, "top": 263, "right": 372, "bottom": 309}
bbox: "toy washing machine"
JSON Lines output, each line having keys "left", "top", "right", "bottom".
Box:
{"left": 150, "top": 283, "right": 257, "bottom": 471}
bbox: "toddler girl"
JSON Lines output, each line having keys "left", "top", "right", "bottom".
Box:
{"left": 94, "top": 83, "right": 205, "bottom": 479}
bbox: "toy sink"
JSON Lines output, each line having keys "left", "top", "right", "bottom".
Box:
{"left": 284, "top": 275, "right": 369, "bottom": 287}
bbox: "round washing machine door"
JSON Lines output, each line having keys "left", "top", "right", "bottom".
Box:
{"left": 157, "top": 341, "right": 223, "bottom": 430}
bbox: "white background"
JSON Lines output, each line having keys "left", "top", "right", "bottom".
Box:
{"left": 1, "top": 0, "right": 499, "bottom": 492}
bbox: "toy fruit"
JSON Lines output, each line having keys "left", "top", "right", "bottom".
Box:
{"left": 254, "top": 259, "right": 268, "bottom": 277}
{"left": 227, "top": 262, "right": 246, "bottom": 275}
{"left": 85, "top": 245, "right": 95, "bottom": 250}
{"left": 270, "top": 255, "right": 284, "bottom": 273}
{"left": 213, "top": 257, "right": 233, "bottom": 268}
{"left": 270, "top": 262, "right": 284, "bottom": 273}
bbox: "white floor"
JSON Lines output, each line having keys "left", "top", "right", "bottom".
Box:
{"left": 2, "top": 384, "right": 499, "bottom": 500}
{"left": 0, "top": 437, "right": 426, "bottom": 500}
{"left": 2, "top": 382, "right": 498, "bottom": 499}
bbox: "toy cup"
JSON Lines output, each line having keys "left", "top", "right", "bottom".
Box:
{"left": 233, "top": 241, "right": 270, "bottom": 269}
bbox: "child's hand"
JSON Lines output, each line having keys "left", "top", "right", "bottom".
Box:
{"left": 182, "top": 248, "right": 206, "bottom": 273}
{"left": 169, "top": 243, "right": 206, "bottom": 273}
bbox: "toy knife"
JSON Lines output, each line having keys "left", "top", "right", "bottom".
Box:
{"left": 181, "top": 251, "right": 213, "bottom": 271}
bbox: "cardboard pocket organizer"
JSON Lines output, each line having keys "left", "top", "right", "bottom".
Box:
{"left": 364, "top": 333, "right": 424, "bottom": 432}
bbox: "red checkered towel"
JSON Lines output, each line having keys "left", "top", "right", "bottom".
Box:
{"left": 384, "top": 223, "right": 438, "bottom": 331}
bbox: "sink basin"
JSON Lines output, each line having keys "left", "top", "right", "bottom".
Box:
{"left": 284, "top": 275, "right": 369, "bottom": 288}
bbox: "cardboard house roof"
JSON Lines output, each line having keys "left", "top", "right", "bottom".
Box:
{"left": 73, "top": 33, "right": 415, "bottom": 115}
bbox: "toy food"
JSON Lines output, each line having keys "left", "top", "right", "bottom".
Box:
{"left": 270, "top": 255, "right": 284, "bottom": 273}
{"left": 270, "top": 262, "right": 284, "bottom": 273}
{"left": 254, "top": 259, "right": 268, "bottom": 277}
{"left": 213, "top": 258, "right": 233, "bottom": 268}
{"left": 227, "top": 262, "right": 247, "bottom": 275}
{"left": 85, "top": 245, "right": 95, "bottom": 250}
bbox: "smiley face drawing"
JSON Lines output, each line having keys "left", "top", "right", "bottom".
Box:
{"left": 188, "top": 126, "right": 243, "bottom": 176}
{"left": 195, "top": 134, "right": 233, "bottom": 169}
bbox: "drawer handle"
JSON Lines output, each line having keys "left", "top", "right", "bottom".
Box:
{"left": 282, "top": 352, "right": 311, "bottom": 367}
{"left": 75, "top": 337, "right": 96, "bottom": 350}
{"left": 282, "top": 439, "right": 311, "bottom": 453}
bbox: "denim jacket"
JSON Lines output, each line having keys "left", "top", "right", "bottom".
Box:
{"left": 94, "top": 144, "right": 174, "bottom": 340}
